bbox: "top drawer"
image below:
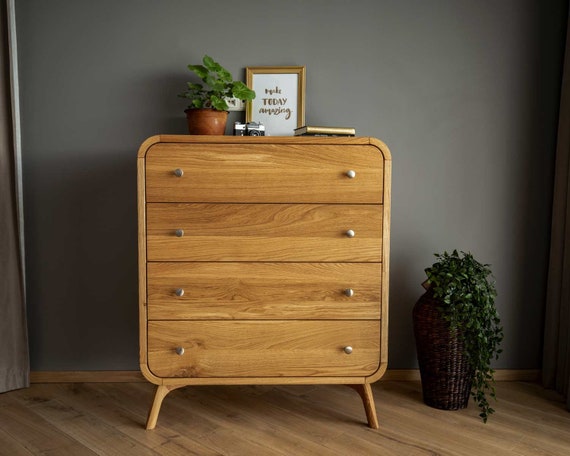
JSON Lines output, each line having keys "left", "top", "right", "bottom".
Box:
{"left": 144, "top": 143, "right": 383, "bottom": 203}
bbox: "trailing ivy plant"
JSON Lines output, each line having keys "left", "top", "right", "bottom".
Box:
{"left": 424, "top": 250, "right": 504, "bottom": 423}
{"left": 178, "top": 55, "right": 256, "bottom": 111}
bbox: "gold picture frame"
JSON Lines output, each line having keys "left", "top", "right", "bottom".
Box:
{"left": 246, "top": 66, "right": 306, "bottom": 136}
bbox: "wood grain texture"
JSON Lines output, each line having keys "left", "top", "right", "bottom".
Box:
{"left": 137, "top": 156, "right": 149, "bottom": 367}
{"left": 145, "top": 385, "right": 184, "bottom": 430}
{"left": 138, "top": 136, "right": 391, "bottom": 427}
{"left": 146, "top": 203, "right": 382, "bottom": 262}
{"left": 147, "top": 262, "right": 381, "bottom": 320}
{"left": 1, "top": 382, "right": 568, "bottom": 456}
{"left": 378, "top": 141, "right": 392, "bottom": 379}
{"left": 145, "top": 143, "right": 383, "bottom": 203}
{"left": 147, "top": 320, "right": 380, "bottom": 378}
{"left": 349, "top": 383, "right": 380, "bottom": 429}
{"left": 138, "top": 134, "right": 390, "bottom": 153}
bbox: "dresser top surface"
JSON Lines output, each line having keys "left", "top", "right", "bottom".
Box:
{"left": 138, "top": 135, "right": 391, "bottom": 161}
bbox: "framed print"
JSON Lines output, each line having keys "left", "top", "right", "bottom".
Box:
{"left": 246, "top": 66, "right": 306, "bottom": 136}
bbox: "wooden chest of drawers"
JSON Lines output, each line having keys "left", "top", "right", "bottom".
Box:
{"left": 137, "top": 135, "right": 391, "bottom": 429}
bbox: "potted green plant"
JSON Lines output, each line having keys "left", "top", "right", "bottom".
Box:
{"left": 178, "top": 55, "right": 256, "bottom": 135}
{"left": 413, "top": 250, "right": 504, "bottom": 422}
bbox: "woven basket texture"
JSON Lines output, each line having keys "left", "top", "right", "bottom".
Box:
{"left": 413, "top": 290, "right": 473, "bottom": 410}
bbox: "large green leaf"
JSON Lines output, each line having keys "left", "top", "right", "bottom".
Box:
{"left": 210, "top": 94, "right": 228, "bottom": 111}
{"left": 217, "top": 67, "right": 232, "bottom": 82}
{"left": 188, "top": 64, "right": 208, "bottom": 80}
{"left": 202, "top": 55, "right": 216, "bottom": 70}
{"left": 210, "top": 79, "right": 226, "bottom": 93}
{"left": 232, "top": 81, "right": 256, "bottom": 100}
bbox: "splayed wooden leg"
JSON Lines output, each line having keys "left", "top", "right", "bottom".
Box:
{"left": 146, "top": 384, "right": 184, "bottom": 430}
{"left": 348, "top": 383, "right": 379, "bottom": 429}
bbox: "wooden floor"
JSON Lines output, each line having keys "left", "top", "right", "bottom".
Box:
{"left": 0, "top": 381, "right": 568, "bottom": 455}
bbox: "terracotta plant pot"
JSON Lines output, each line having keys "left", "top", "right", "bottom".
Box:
{"left": 185, "top": 108, "right": 228, "bottom": 135}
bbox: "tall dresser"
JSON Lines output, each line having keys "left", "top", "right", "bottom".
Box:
{"left": 137, "top": 135, "right": 391, "bottom": 429}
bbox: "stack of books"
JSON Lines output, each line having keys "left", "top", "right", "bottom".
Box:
{"left": 294, "top": 125, "right": 356, "bottom": 137}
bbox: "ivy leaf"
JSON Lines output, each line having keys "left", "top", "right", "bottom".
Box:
{"left": 424, "top": 250, "right": 503, "bottom": 423}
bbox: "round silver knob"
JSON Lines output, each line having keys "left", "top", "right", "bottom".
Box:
{"left": 175, "top": 347, "right": 185, "bottom": 356}
{"left": 175, "top": 229, "right": 184, "bottom": 237}
{"left": 346, "top": 170, "right": 356, "bottom": 179}
{"left": 174, "top": 168, "right": 184, "bottom": 177}
{"left": 175, "top": 288, "right": 185, "bottom": 297}
{"left": 344, "top": 288, "right": 354, "bottom": 297}
{"left": 344, "top": 346, "right": 353, "bottom": 355}
{"left": 345, "top": 229, "right": 355, "bottom": 238}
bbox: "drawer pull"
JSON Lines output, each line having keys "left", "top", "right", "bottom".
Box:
{"left": 346, "top": 170, "right": 356, "bottom": 179}
{"left": 343, "top": 346, "right": 353, "bottom": 355}
{"left": 175, "top": 347, "right": 185, "bottom": 356}
{"left": 175, "top": 229, "right": 185, "bottom": 237}
{"left": 345, "top": 229, "right": 355, "bottom": 238}
{"left": 344, "top": 288, "right": 354, "bottom": 297}
{"left": 175, "top": 288, "right": 185, "bottom": 297}
{"left": 173, "top": 168, "right": 184, "bottom": 177}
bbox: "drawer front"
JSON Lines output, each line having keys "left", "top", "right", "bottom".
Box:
{"left": 146, "top": 203, "right": 382, "bottom": 262}
{"left": 147, "top": 262, "right": 382, "bottom": 320}
{"left": 145, "top": 143, "right": 383, "bottom": 204}
{"left": 147, "top": 320, "right": 380, "bottom": 378}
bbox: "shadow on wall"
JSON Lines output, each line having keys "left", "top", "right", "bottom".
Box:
{"left": 388, "top": 250, "right": 427, "bottom": 370}
{"left": 147, "top": 70, "right": 251, "bottom": 136}
{"left": 23, "top": 68, "right": 251, "bottom": 370}
{"left": 25, "top": 152, "right": 139, "bottom": 369}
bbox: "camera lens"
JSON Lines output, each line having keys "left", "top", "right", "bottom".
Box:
{"left": 248, "top": 130, "right": 261, "bottom": 136}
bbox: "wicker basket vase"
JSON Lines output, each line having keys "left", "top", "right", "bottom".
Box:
{"left": 413, "top": 290, "right": 473, "bottom": 410}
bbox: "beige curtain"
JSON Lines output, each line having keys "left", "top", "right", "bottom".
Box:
{"left": 0, "top": 1, "right": 29, "bottom": 393}
{"left": 543, "top": 13, "right": 570, "bottom": 411}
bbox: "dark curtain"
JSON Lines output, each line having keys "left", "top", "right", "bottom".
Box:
{"left": 543, "top": 11, "right": 570, "bottom": 411}
{"left": 0, "top": 1, "right": 29, "bottom": 393}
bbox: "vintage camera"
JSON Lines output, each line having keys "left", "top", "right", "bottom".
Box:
{"left": 234, "top": 121, "right": 266, "bottom": 136}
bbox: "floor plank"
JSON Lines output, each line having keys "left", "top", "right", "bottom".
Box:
{"left": 0, "top": 426, "right": 35, "bottom": 456}
{"left": 0, "top": 394, "right": 98, "bottom": 455}
{"left": 0, "top": 381, "right": 568, "bottom": 456}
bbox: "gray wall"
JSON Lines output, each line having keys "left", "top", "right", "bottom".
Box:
{"left": 16, "top": 0, "right": 566, "bottom": 370}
